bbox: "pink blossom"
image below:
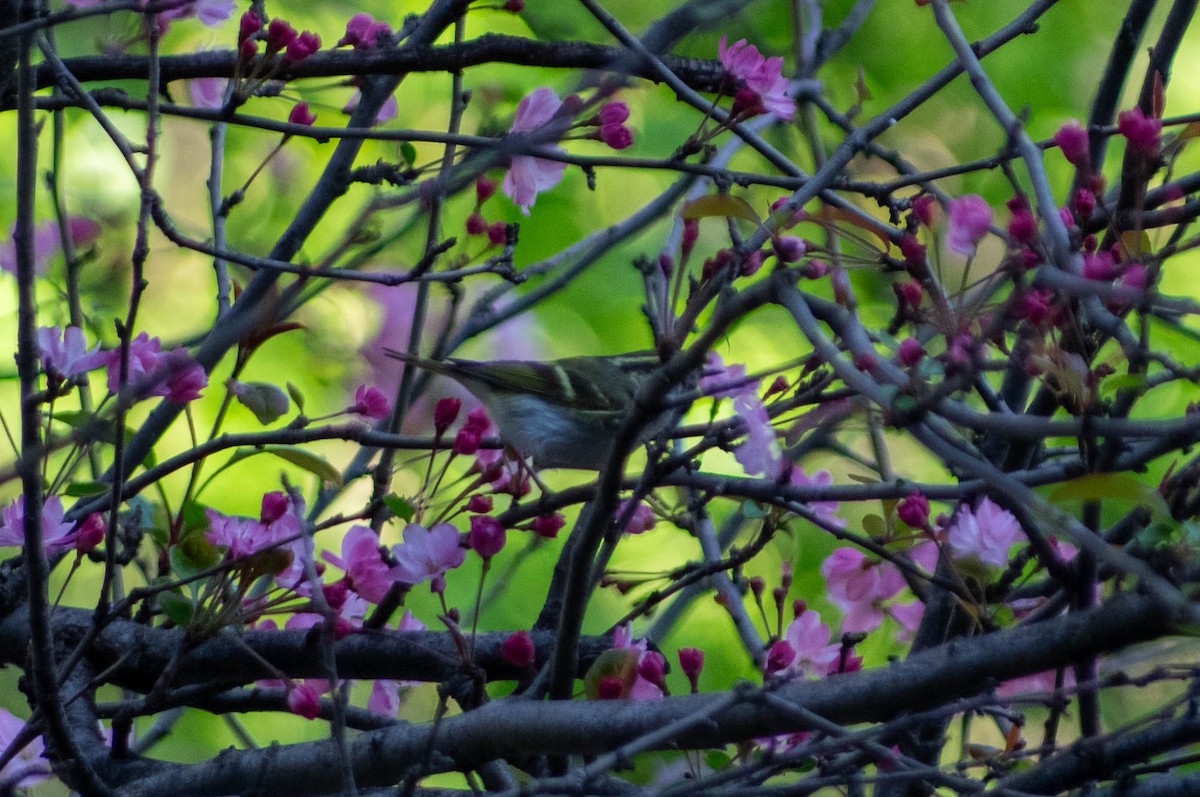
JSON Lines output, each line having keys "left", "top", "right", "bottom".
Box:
{"left": 947, "top": 496, "right": 1023, "bottom": 567}
{"left": 349, "top": 384, "right": 390, "bottom": 419}
{"left": 617, "top": 500, "right": 656, "bottom": 535}
{"left": 37, "top": 325, "right": 108, "bottom": 378}
{"left": 821, "top": 548, "right": 905, "bottom": 633}
{"left": 996, "top": 667, "right": 1074, "bottom": 699}
{"left": 342, "top": 90, "right": 399, "bottom": 127}
{"left": 699, "top": 352, "right": 758, "bottom": 399}
{"left": 286, "top": 683, "right": 321, "bottom": 719}
{"left": 189, "top": 77, "right": 227, "bottom": 109}
{"left": 773, "top": 235, "right": 806, "bottom": 262}
{"left": 0, "top": 220, "right": 65, "bottom": 275}
{"left": 788, "top": 467, "right": 840, "bottom": 526}
{"left": 0, "top": 495, "right": 77, "bottom": 553}
{"left": 0, "top": 708, "right": 48, "bottom": 788}
{"left": 388, "top": 523, "right": 465, "bottom": 585}
{"left": 205, "top": 509, "right": 275, "bottom": 559}
{"left": 1118, "top": 107, "right": 1161, "bottom": 156}
{"left": 1053, "top": 121, "right": 1090, "bottom": 169}
{"left": 733, "top": 393, "right": 782, "bottom": 478}
{"left": 105, "top": 333, "right": 206, "bottom": 403}
{"left": 1006, "top": 196, "right": 1036, "bottom": 244}
{"left": 946, "top": 195, "right": 993, "bottom": 255}
{"left": 337, "top": 13, "right": 392, "bottom": 49}
{"left": 161, "top": 348, "right": 208, "bottom": 403}
{"left": 717, "top": 37, "right": 795, "bottom": 120}
{"left": 368, "top": 679, "right": 401, "bottom": 715}
{"left": 194, "top": 0, "right": 235, "bottom": 26}
{"left": 501, "top": 87, "right": 569, "bottom": 214}
{"left": 781, "top": 608, "right": 840, "bottom": 678}
{"left": 609, "top": 625, "right": 664, "bottom": 700}
{"left": 324, "top": 525, "right": 392, "bottom": 604}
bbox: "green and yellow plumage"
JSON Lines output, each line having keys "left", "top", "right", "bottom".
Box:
{"left": 384, "top": 350, "right": 687, "bottom": 469}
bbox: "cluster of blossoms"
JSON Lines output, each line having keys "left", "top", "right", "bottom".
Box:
{"left": 32, "top": 325, "right": 208, "bottom": 405}
{"left": 64, "top": 0, "right": 234, "bottom": 37}
{"left": 0, "top": 496, "right": 104, "bottom": 555}
{"left": 717, "top": 36, "right": 796, "bottom": 121}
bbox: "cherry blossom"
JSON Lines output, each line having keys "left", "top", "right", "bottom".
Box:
{"left": 501, "top": 87, "right": 569, "bottom": 214}
{"left": 0, "top": 495, "right": 77, "bottom": 553}
{"left": 37, "top": 326, "right": 108, "bottom": 379}
{"left": 947, "top": 496, "right": 1023, "bottom": 567}
{"left": 388, "top": 523, "right": 465, "bottom": 586}
{"left": 946, "top": 195, "right": 993, "bottom": 255}
{"left": 733, "top": 393, "right": 782, "bottom": 478}
{"left": 717, "top": 37, "right": 795, "bottom": 120}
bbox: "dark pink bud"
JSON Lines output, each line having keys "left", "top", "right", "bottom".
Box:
{"left": 287, "top": 102, "right": 316, "bottom": 127}
{"left": 75, "top": 513, "right": 105, "bottom": 552}
{"left": 764, "top": 640, "right": 796, "bottom": 676}
{"left": 1120, "top": 263, "right": 1148, "bottom": 291}
{"left": 1053, "top": 121, "right": 1090, "bottom": 169}
{"left": 475, "top": 176, "right": 497, "bottom": 203}
{"left": 897, "top": 280, "right": 922, "bottom": 308}
{"left": 638, "top": 651, "right": 666, "bottom": 687}
{"left": 780, "top": 560, "right": 793, "bottom": 589}
{"left": 854, "top": 352, "right": 877, "bottom": 372}
{"left": 67, "top": 217, "right": 101, "bottom": 248}
{"left": 749, "top": 576, "right": 765, "bottom": 598}
{"left": 1117, "top": 107, "right": 1161, "bottom": 156}
{"left": 681, "top": 218, "right": 699, "bottom": 256}
{"left": 896, "top": 492, "right": 929, "bottom": 528}
{"left": 238, "top": 10, "right": 262, "bottom": 44}
{"left": 598, "top": 101, "right": 630, "bottom": 126}
{"left": 260, "top": 492, "right": 289, "bottom": 524}
{"left": 803, "top": 259, "right": 828, "bottom": 279}
{"left": 463, "top": 407, "right": 490, "bottom": 435}
{"left": 468, "top": 515, "right": 506, "bottom": 559}
{"left": 351, "top": 385, "right": 390, "bottom": 419}
{"left": 287, "top": 684, "right": 321, "bottom": 719}
{"left": 503, "top": 0, "right": 524, "bottom": 11}
{"left": 322, "top": 580, "right": 349, "bottom": 610}
{"left": 531, "top": 513, "right": 565, "bottom": 539}
{"left": 465, "top": 212, "right": 487, "bottom": 236}
{"left": 731, "top": 86, "right": 766, "bottom": 118}
{"left": 239, "top": 38, "right": 259, "bottom": 63}
{"left": 502, "top": 630, "right": 536, "bottom": 667}
{"left": 266, "top": 18, "right": 297, "bottom": 53}
{"left": 679, "top": 647, "right": 704, "bottom": 692}
{"left": 465, "top": 495, "right": 493, "bottom": 514}
{"left": 486, "top": 221, "right": 507, "bottom": 246}
{"left": 1015, "top": 289, "right": 1055, "bottom": 326}
{"left": 740, "top": 250, "right": 764, "bottom": 277}
{"left": 433, "top": 397, "right": 461, "bottom": 434}
{"left": 596, "top": 676, "right": 623, "bottom": 700}
{"left": 912, "top": 195, "right": 937, "bottom": 228}
{"left": 285, "top": 31, "right": 321, "bottom": 63}
{"left": 598, "top": 124, "right": 633, "bottom": 150}
{"left": 1058, "top": 205, "right": 1076, "bottom": 229}
{"left": 897, "top": 337, "right": 924, "bottom": 366}
{"left": 897, "top": 234, "right": 925, "bottom": 267}
{"left": 1073, "top": 188, "right": 1095, "bottom": 219}
{"left": 1007, "top": 203, "right": 1036, "bottom": 244}
{"left": 658, "top": 253, "right": 673, "bottom": 275}
{"left": 453, "top": 429, "right": 480, "bottom": 456}
{"left": 1083, "top": 251, "right": 1116, "bottom": 281}
{"left": 773, "top": 235, "right": 806, "bottom": 262}
{"left": 764, "top": 375, "right": 788, "bottom": 397}
{"left": 1018, "top": 248, "right": 1040, "bottom": 272}
{"left": 793, "top": 598, "right": 807, "bottom": 618}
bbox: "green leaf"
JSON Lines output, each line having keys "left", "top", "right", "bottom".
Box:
{"left": 862, "top": 513, "right": 886, "bottom": 538}
{"left": 1048, "top": 473, "right": 1169, "bottom": 517}
{"left": 157, "top": 591, "right": 196, "bottom": 626}
{"left": 226, "top": 446, "right": 342, "bottom": 486}
{"left": 682, "top": 194, "right": 762, "bottom": 225}
{"left": 64, "top": 481, "right": 108, "bottom": 497}
{"left": 1099, "top": 373, "right": 1146, "bottom": 397}
{"left": 232, "top": 381, "right": 290, "bottom": 425}
{"left": 383, "top": 494, "right": 415, "bottom": 522}
{"left": 704, "top": 751, "right": 732, "bottom": 770}
{"left": 286, "top": 382, "right": 306, "bottom": 413}
{"left": 399, "top": 141, "right": 417, "bottom": 165}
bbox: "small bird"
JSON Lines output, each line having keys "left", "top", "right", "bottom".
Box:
{"left": 384, "top": 349, "right": 691, "bottom": 469}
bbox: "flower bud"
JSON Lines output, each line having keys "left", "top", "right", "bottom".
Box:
{"left": 501, "top": 630, "right": 536, "bottom": 668}
{"left": 434, "top": 397, "right": 462, "bottom": 434}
